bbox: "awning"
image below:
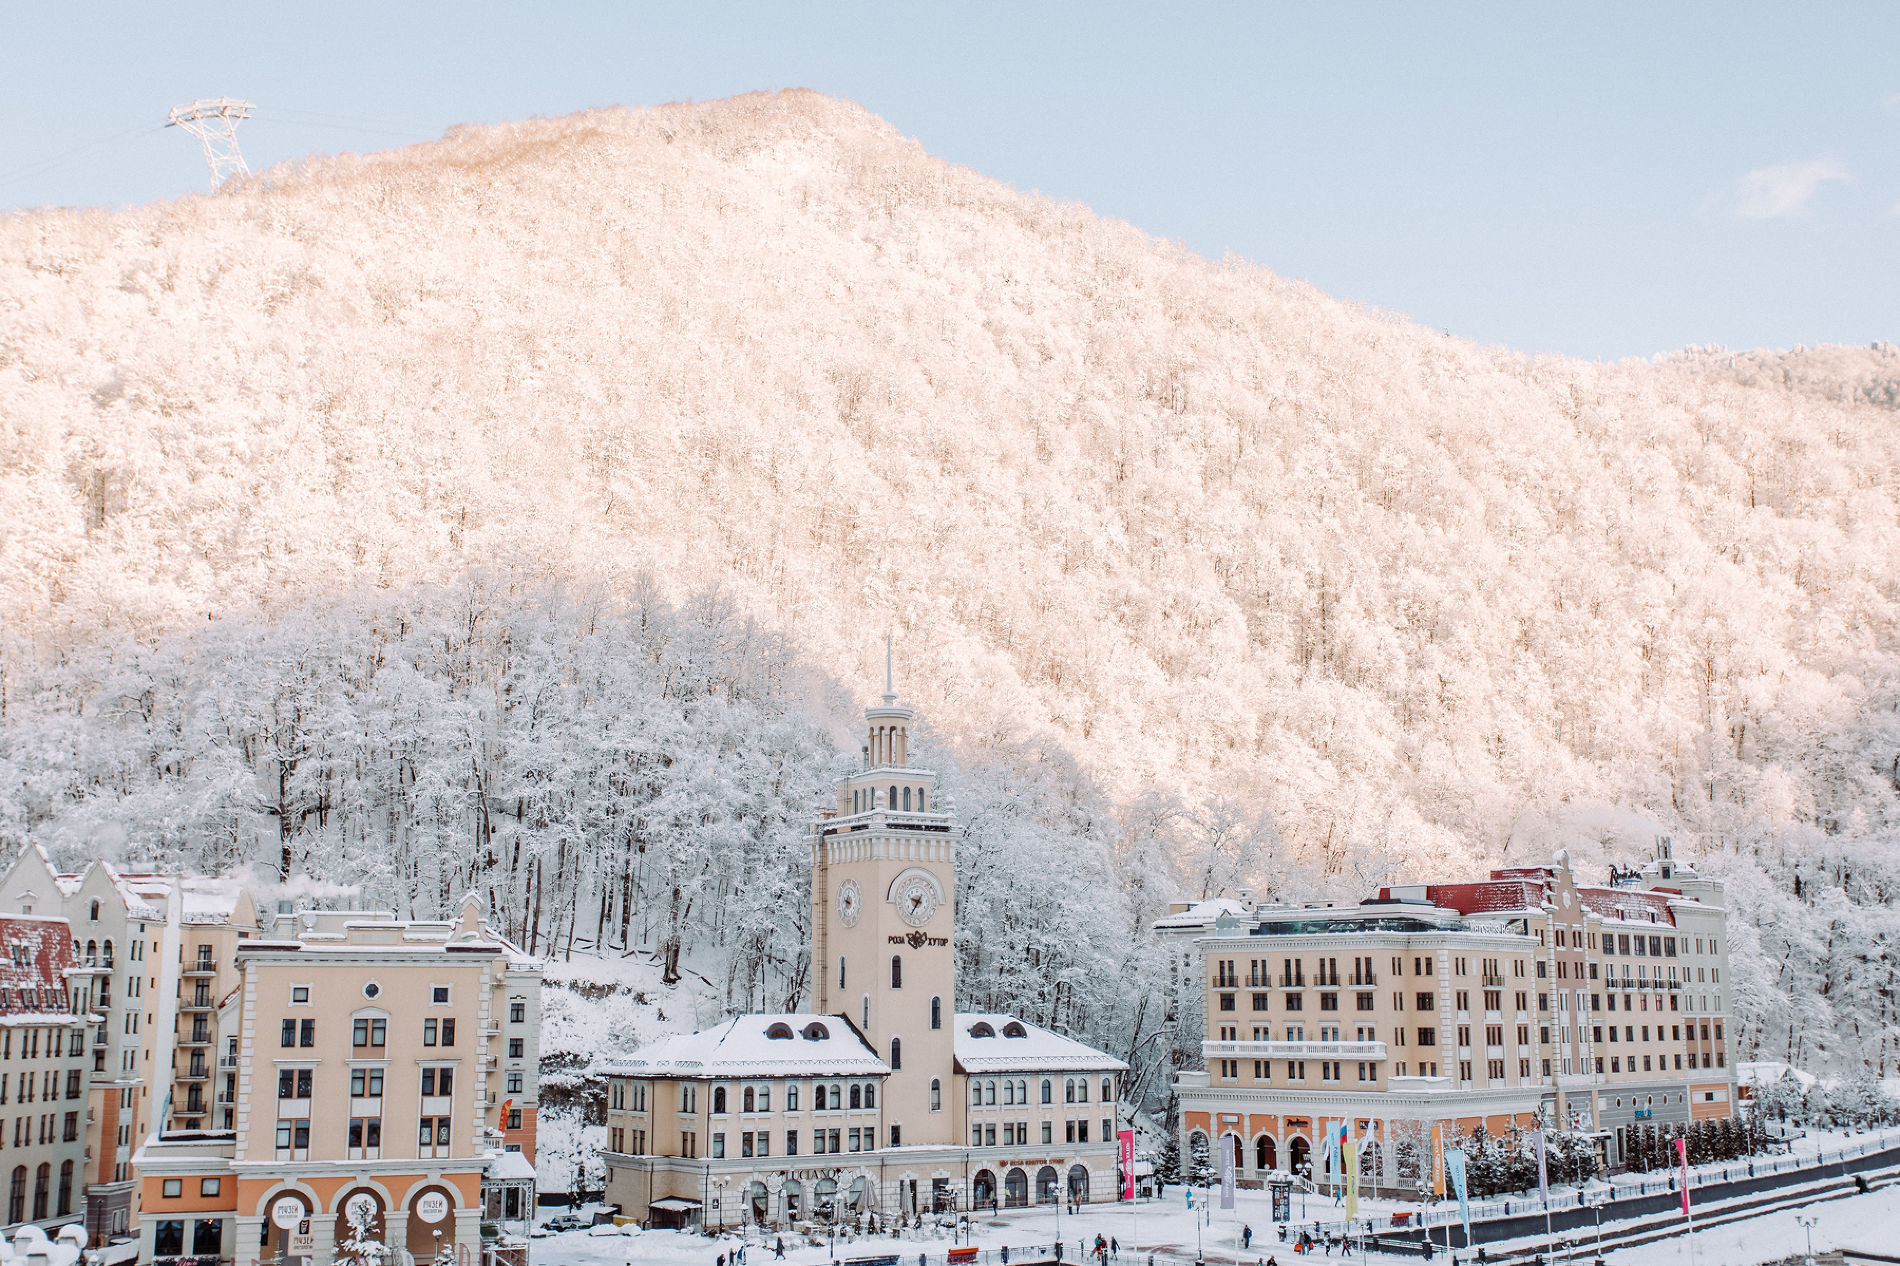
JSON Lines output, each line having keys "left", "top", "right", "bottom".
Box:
{"left": 650, "top": 1198, "right": 702, "bottom": 1212}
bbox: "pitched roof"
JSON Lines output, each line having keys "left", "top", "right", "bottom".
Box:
{"left": 600, "top": 1014, "right": 887, "bottom": 1078}
{"left": 1151, "top": 898, "right": 1253, "bottom": 929}
{"left": 953, "top": 1013, "right": 1127, "bottom": 1074}
{"left": 1577, "top": 886, "right": 1677, "bottom": 927}
{"left": 1419, "top": 878, "right": 1549, "bottom": 916}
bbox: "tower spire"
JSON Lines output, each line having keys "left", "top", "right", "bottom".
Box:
{"left": 883, "top": 633, "right": 896, "bottom": 704}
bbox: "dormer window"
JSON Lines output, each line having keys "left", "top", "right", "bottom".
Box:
{"left": 801, "top": 1022, "right": 830, "bottom": 1042}
{"left": 766, "top": 1023, "right": 794, "bottom": 1040}
{"left": 1002, "top": 1021, "right": 1028, "bottom": 1038}
{"left": 969, "top": 1022, "right": 996, "bottom": 1038}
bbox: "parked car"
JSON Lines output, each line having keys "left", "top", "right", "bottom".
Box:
{"left": 544, "top": 1214, "right": 590, "bottom": 1233}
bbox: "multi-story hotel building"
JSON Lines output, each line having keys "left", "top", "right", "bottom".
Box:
{"left": 0, "top": 846, "right": 260, "bottom": 1244}
{"left": 132, "top": 895, "right": 542, "bottom": 1266}
{"left": 601, "top": 683, "right": 1127, "bottom": 1227}
{"left": 0, "top": 915, "right": 92, "bottom": 1236}
{"left": 1162, "top": 842, "right": 1734, "bottom": 1189}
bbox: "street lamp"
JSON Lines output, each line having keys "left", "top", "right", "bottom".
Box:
{"left": 431, "top": 1228, "right": 442, "bottom": 1266}
{"left": 1590, "top": 1192, "right": 1609, "bottom": 1266}
{"left": 1796, "top": 1213, "right": 1819, "bottom": 1266}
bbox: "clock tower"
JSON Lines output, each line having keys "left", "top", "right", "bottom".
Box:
{"left": 810, "top": 658, "right": 958, "bottom": 1146}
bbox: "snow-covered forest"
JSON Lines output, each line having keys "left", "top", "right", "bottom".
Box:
{"left": 2, "top": 90, "right": 1898, "bottom": 1084}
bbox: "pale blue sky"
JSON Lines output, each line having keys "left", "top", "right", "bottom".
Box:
{"left": 3, "top": 3, "right": 1894, "bottom": 359}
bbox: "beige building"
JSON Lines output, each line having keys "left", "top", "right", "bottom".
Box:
{"left": 602, "top": 683, "right": 1127, "bottom": 1227}
{"left": 133, "top": 895, "right": 542, "bottom": 1266}
{"left": 1163, "top": 842, "right": 1735, "bottom": 1189}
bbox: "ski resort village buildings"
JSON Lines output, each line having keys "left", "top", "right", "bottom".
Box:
{"left": 0, "top": 847, "right": 543, "bottom": 1263}
{"left": 1160, "top": 841, "right": 1736, "bottom": 1187}
{"left": 601, "top": 685, "right": 1129, "bottom": 1228}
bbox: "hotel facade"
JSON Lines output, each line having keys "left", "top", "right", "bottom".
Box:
{"left": 130, "top": 896, "right": 542, "bottom": 1266}
{"left": 601, "top": 684, "right": 1128, "bottom": 1228}
{"left": 1161, "top": 842, "right": 1735, "bottom": 1190}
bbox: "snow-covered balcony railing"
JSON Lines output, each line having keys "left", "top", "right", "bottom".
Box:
{"left": 820, "top": 810, "right": 957, "bottom": 836}
{"left": 1385, "top": 1074, "right": 1455, "bottom": 1093}
{"left": 1203, "top": 1039, "right": 1387, "bottom": 1060}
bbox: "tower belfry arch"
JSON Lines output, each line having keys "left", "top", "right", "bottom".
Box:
{"left": 167, "top": 98, "right": 253, "bottom": 190}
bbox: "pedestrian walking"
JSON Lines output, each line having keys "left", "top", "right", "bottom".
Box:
{"left": 1111, "top": 1235, "right": 1119, "bottom": 1258}
{"left": 774, "top": 1237, "right": 785, "bottom": 1259}
{"left": 1243, "top": 1224, "right": 1253, "bottom": 1248}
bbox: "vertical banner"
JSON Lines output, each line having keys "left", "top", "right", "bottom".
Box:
{"left": 1343, "top": 1139, "right": 1358, "bottom": 1220}
{"left": 1119, "top": 1129, "right": 1136, "bottom": 1200}
{"left": 1431, "top": 1125, "right": 1445, "bottom": 1198}
{"left": 1445, "top": 1148, "right": 1470, "bottom": 1243}
{"left": 1531, "top": 1129, "right": 1549, "bottom": 1209}
{"left": 1322, "top": 1121, "right": 1339, "bottom": 1188}
{"left": 1219, "top": 1132, "right": 1236, "bottom": 1210}
{"left": 1675, "top": 1137, "right": 1690, "bottom": 1216}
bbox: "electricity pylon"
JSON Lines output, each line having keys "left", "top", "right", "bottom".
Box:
{"left": 167, "top": 98, "right": 253, "bottom": 190}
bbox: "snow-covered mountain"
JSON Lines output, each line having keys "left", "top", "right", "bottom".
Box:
{"left": 2, "top": 91, "right": 1896, "bottom": 1077}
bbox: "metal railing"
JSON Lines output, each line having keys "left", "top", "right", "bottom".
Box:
{"left": 1203, "top": 1039, "right": 1387, "bottom": 1060}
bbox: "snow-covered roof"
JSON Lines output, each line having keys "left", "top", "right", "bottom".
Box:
{"left": 1738, "top": 1060, "right": 1816, "bottom": 1090}
{"left": 485, "top": 1149, "right": 537, "bottom": 1181}
{"left": 1151, "top": 898, "right": 1252, "bottom": 930}
{"left": 953, "top": 1013, "right": 1127, "bottom": 1074}
{"left": 1577, "top": 886, "right": 1678, "bottom": 927}
{"left": 599, "top": 1014, "right": 887, "bottom": 1078}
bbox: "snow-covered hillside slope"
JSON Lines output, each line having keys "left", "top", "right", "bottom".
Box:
{"left": 2, "top": 91, "right": 1897, "bottom": 1076}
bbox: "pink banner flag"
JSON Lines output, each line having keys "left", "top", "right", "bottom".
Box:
{"left": 1675, "top": 1137, "right": 1690, "bottom": 1216}
{"left": 1119, "top": 1129, "right": 1136, "bottom": 1200}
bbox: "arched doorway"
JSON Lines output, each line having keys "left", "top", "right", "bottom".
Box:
{"left": 814, "top": 1177, "right": 839, "bottom": 1222}
{"left": 334, "top": 1189, "right": 386, "bottom": 1257}
{"left": 1004, "top": 1168, "right": 1028, "bottom": 1208}
{"left": 847, "top": 1176, "right": 868, "bottom": 1214}
{"left": 1288, "top": 1136, "right": 1311, "bottom": 1179}
{"left": 781, "top": 1179, "right": 803, "bottom": 1221}
{"left": 1256, "top": 1135, "right": 1277, "bottom": 1172}
{"left": 263, "top": 1191, "right": 312, "bottom": 1266}
{"left": 1036, "top": 1166, "right": 1059, "bottom": 1204}
{"left": 749, "top": 1182, "right": 769, "bottom": 1224}
{"left": 973, "top": 1169, "right": 996, "bottom": 1210}
{"left": 1068, "top": 1165, "right": 1090, "bottom": 1204}
{"left": 404, "top": 1185, "right": 457, "bottom": 1260}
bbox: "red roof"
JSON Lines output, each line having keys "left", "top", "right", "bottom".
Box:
{"left": 0, "top": 916, "right": 77, "bottom": 1018}
{"left": 1418, "top": 878, "right": 1550, "bottom": 915}
{"left": 1577, "top": 887, "right": 1676, "bottom": 927}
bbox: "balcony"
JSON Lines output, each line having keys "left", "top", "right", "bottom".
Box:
{"left": 1349, "top": 973, "right": 1378, "bottom": 987}
{"left": 1482, "top": 973, "right": 1505, "bottom": 988}
{"left": 182, "top": 960, "right": 217, "bottom": 977}
{"left": 1203, "top": 1039, "right": 1388, "bottom": 1060}
{"left": 218, "top": 1055, "right": 239, "bottom": 1069}
{"left": 178, "top": 1067, "right": 210, "bottom": 1082}
{"left": 181, "top": 998, "right": 215, "bottom": 1012}
{"left": 180, "top": 1033, "right": 213, "bottom": 1048}
{"left": 215, "top": 1091, "right": 236, "bottom": 1105}
{"left": 1386, "top": 1075, "right": 1455, "bottom": 1093}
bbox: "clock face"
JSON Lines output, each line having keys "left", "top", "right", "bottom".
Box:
{"left": 836, "top": 880, "right": 863, "bottom": 928}
{"left": 894, "top": 874, "right": 939, "bottom": 927}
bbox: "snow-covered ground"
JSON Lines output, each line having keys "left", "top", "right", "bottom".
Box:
{"left": 527, "top": 1140, "right": 1900, "bottom": 1266}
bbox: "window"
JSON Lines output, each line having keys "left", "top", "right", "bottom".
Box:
{"left": 931, "top": 996, "right": 942, "bottom": 1029}
{"left": 890, "top": 1038, "right": 901, "bottom": 1069}
{"left": 291, "top": 986, "right": 309, "bottom": 1004}
{"left": 353, "top": 1016, "right": 386, "bottom": 1048}
{"left": 1417, "top": 1028, "right": 1436, "bottom": 1046}
{"left": 510, "top": 1002, "right": 526, "bottom": 1023}
{"left": 425, "top": 1019, "right": 439, "bottom": 1046}
{"left": 350, "top": 1068, "right": 385, "bottom": 1097}
{"left": 891, "top": 956, "right": 903, "bottom": 989}
{"left": 1041, "top": 1079, "right": 1052, "bottom": 1104}
{"left": 509, "top": 1038, "right": 524, "bottom": 1058}
{"left": 296, "top": 1018, "right": 315, "bottom": 1047}
{"left": 713, "top": 1086, "right": 727, "bottom": 1114}
{"left": 162, "top": 1178, "right": 183, "bottom": 1198}
{"left": 433, "top": 986, "right": 450, "bottom": 1004}
{"left": 281, "top": 1019, "right": 295, "bottom": 1048}
{"left": 1219, "top": 994, "right": 1236, "bottom": 1011}
{"left": 420, "top": 1067, "right": 454, "bottom": 1097}
{"left": 200, "top": 1177, "right": 221, "bottom": 1197}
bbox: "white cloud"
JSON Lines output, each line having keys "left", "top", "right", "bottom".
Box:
{"left": 1733, "top": 157, "right": 1850, "bottom": 219}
